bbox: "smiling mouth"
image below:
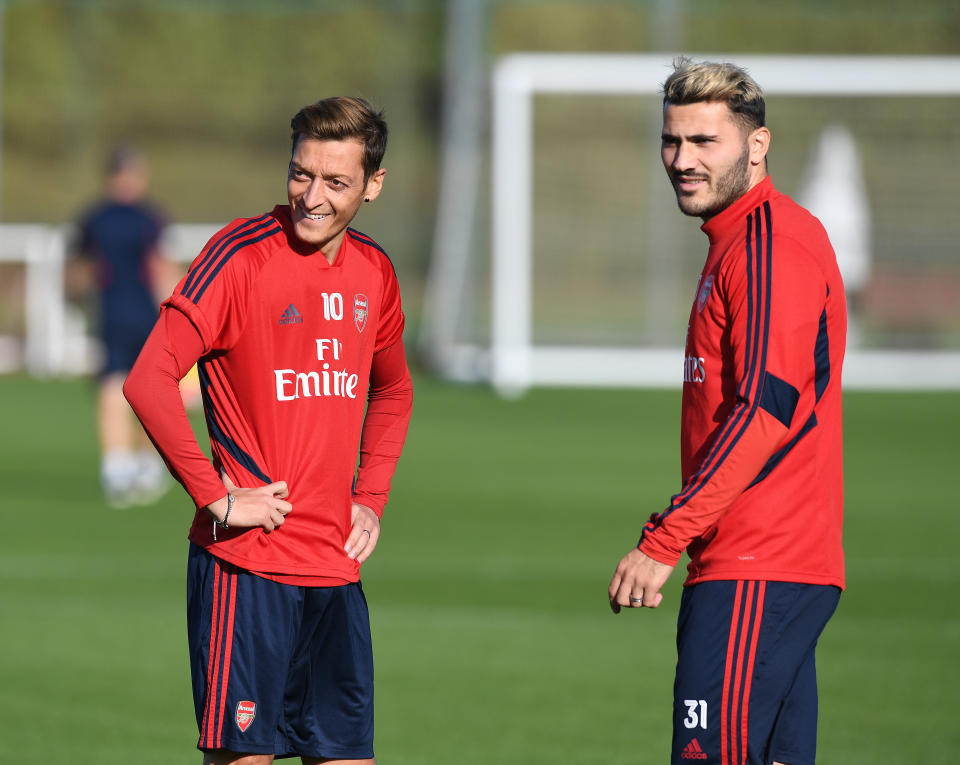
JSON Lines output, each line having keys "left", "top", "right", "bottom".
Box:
{"left": 675, "top": 175, "right": 708, "bottom": 192}
{"left": 303, "top": 211, "right": 329, "bottom": 221}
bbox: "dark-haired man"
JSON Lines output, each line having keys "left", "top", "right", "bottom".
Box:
{"left": 125, "top": 97, "right": 412, "bottom": 765}
{"left": 608, "top": 59, "right": 846, "bottom": 765}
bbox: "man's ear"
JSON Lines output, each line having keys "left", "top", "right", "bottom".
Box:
{"left": 363, "top": 168, "right": 387, "bottom": 203}
{"left": 749, "top": 127, "right": 771, "bottom": 167}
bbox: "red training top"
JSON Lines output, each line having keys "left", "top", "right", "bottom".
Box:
{"left": 639, "top": 177, "right": 847, "bottom": 589}
{"left": 124, "top": 205, "right": 413, "bottom": 585}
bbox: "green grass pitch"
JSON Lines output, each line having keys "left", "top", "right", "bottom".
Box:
{"left": 0, "top": 374, "right": 957, "bottom": 763}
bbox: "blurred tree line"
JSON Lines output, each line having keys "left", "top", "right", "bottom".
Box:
{"left": 2, "top": 0, "right": 958, "bottom": 284}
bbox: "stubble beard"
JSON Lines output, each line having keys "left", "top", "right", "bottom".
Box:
{"left": 673, "top": 143, "right": 752, "bottom": 220}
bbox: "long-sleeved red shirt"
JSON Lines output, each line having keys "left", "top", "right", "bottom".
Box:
{"left": 639, "top": 177, "right": 846, "bottom": 589}
{"left": 125, "top": 207, "right": 413, "bottom": 585}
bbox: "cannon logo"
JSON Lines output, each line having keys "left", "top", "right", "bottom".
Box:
{"left": 236, "top": 700, "right": 257, "bottom": 733}
{"left": 354, "top": 294, "right": 368, "bottom": 333}
{"left": 696, "top": 275, "right": 714, "bottom": 313}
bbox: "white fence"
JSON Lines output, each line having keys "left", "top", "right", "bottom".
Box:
{"left": 0, "top": 223, "right": 220, "bottom": 375}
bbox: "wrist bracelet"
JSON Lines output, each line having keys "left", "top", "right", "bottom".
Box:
{"left": 220, "top": 493, "right": 234, "bottom": 528}
{"left": 212, "top": 493, "right": 234, "bottom": 540}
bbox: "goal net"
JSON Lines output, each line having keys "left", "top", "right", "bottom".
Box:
{"left": 421, "top": 53, "right": 960, "bottom": 394}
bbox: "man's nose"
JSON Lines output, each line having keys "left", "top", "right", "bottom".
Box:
{"left": 671, "top": 141, "right": 696, "bottom": 172}
{"left": 302, "top": 177, "right": 326, "bottom": 209}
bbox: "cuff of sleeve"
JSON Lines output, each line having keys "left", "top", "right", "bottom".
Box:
{"left": 164, "top": 293, "right": 214, "bottom": 353}
{"left": 637, "top": 535, "right": 683, "bottom": 568}
{"left": 193, "top": 487, "right": 229, "bottom": 513}
{"left": 352, "top": 493, "right": 386, "bottom": 519}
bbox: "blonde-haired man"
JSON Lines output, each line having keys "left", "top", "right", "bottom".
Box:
{"left": 609, "top": 58, "right": 846, "bottom": 765}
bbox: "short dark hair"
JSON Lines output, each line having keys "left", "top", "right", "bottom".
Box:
{"left": 662, "top": 56, "right": 766, "bottom": 132}
{"left": 290, "top": 97, "right": 388, "bottom": 181}
{"left": 107, "top": 144, "right": 145, "bottom": 176}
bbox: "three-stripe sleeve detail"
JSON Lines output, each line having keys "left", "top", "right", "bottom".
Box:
{"left": 182, "top": 215, "right": 271, "bottom": 297}
{"left": 181, "top": 215, "right": 282, "bottom": 305}
{"left": 347, "top": 227, "right": 390, "bottom": 258}
{"left": 641, "top": 202, "right": 773, "bottom": 541}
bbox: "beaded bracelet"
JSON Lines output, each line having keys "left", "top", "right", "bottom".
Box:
{"left": 213, "top": 493, "right": 234, "bottom": 540}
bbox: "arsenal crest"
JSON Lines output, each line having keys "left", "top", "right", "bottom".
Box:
{"left": 697, "top": 275, "right": 714, "bottom": 313}
{"left": 354, "top": 294, "right": 368, "bottom": 333}
{"left": 236, "top": 700, "right": 256, "bottom": 733}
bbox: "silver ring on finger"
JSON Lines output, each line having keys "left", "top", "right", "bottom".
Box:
{"left": 361, "top": 529, "right": 371, "bottom": 538}
{"left": 630, "top": 597, "right": 644, "bottom": 605}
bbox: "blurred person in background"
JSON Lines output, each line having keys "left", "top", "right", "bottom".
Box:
{"left": 72, "top": 145, "right": 174, "bottom": 507}
{"left": 124, "top": 97, "right": 413, "bottom": 764}
{"left": 608, "top": 58, "right": 847, "bottom": 765}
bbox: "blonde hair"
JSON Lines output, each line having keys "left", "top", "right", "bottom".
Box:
{"left": 662, "top": 57, "right": 765, "bottom": 131}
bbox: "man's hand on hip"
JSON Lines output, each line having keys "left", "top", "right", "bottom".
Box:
{"left": 207, "top": 473, "right": 292, "bottom": 533}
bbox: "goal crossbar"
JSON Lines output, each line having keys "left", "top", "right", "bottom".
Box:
{"left": 486, "top": 53, "right": 960, "bottom": 395}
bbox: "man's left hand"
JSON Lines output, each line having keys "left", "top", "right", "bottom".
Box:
{"left": 345, "top": 502, "right": 381, "bottom": 563}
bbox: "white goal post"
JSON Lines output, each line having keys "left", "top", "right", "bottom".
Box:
{"left": 425, "top": 53, "right": 960, "bottom": 395}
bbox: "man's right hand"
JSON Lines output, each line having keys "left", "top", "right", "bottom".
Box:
{"left": 608, "top": 546, "right": 675, "bottom": 614}
{"left": 207, "top": 474, "right": 292, "bottom": 533}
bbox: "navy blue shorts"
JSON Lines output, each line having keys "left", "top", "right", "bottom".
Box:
{"left": 672, "top": 580, "right": 840, "bottom": 765}
{"left": 186, "top": 544, "right": 374, "bottom": 759}
{"left": 101, "top": 320, "right": 153, "bottom": 376}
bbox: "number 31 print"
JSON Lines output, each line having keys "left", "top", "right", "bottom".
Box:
{"left": 683, "top": 699, "right": 708, "bottom": 729}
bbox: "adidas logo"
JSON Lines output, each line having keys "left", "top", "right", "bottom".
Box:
{"left": 279, "top": 304, "right": 303, "bottom": 325}
{"left": 680, "top": 738, "right": 707, "bottom": 760}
